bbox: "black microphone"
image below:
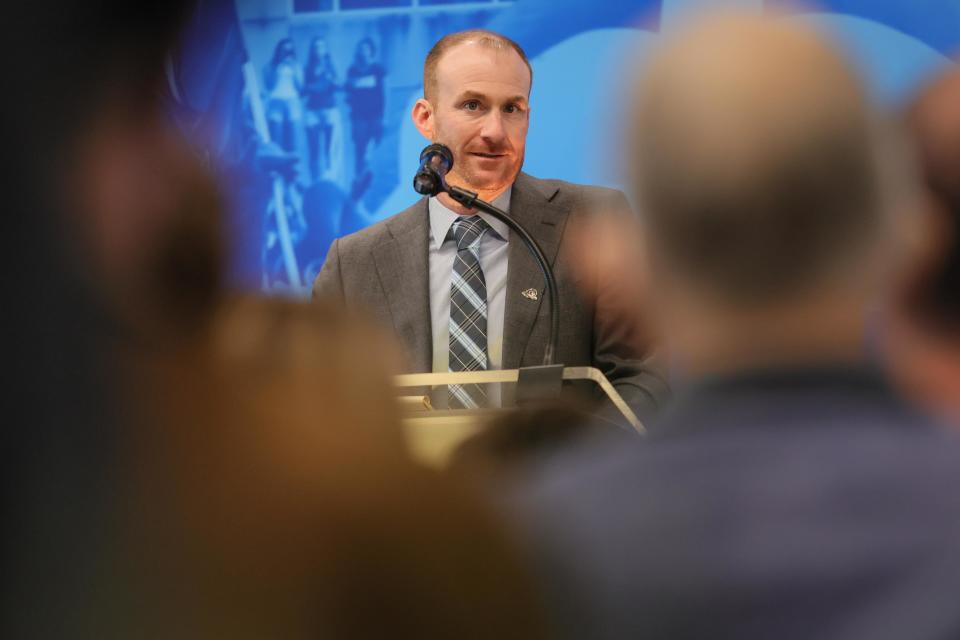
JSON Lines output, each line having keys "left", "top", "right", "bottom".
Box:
{"left": 413, "top": 143, "right": 454, "bottom": 196}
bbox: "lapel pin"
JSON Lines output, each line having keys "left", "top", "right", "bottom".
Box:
{"left": 521, "top": 288, "right": 539, "bottom": 301}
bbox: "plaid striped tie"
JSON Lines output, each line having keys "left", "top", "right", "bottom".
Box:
{"left": 448, "top": 215, "right": 490, "bottom": 409}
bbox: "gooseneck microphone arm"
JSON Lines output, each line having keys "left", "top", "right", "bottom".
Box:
{"left": 412, "top": 143, "right": 560, "bottom": 367}
{"left": 444, "top": 185, "right": 559, "bottom": 366}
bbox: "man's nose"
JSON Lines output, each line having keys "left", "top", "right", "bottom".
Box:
{"left": 479, "top": 111, "right": 507, "bottom": 144}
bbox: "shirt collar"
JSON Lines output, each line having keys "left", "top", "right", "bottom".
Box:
{"left": 428, "top": 187, "right": 512, "bottom": 250}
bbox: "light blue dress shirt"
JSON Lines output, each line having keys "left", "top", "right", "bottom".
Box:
{"left": 428, "top": 189, "right": 512, "bottom": 376}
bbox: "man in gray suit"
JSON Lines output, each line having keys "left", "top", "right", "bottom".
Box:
{"left": 314, "top": 29, "right": 667, "bottom": 416}
{"left": 511, "top": 14, "right": 960, "bottom": 639}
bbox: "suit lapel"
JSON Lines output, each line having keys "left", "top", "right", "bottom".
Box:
{"left": 372, "top": 199, "right": 432, "bottom": 372}
{"left": 502, "top": 173, "right": 565, "bottom": 369}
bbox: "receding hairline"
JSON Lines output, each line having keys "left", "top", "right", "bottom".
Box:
{"left": 423, "top": 30, "right": 533, "bottom": 102}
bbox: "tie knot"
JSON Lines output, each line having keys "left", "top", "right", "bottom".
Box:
{"left": 451, "top": 215, "right": 489, "bottom": 251}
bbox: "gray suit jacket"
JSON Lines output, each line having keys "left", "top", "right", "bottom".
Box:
{"left": 312, "top": 172, "right": 668, "bottom": 416}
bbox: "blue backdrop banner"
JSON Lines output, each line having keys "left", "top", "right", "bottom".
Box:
{"left": 165, "top": 0, "right": 959, "bottom": 295}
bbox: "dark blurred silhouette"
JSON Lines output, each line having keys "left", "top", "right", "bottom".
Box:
{"left": 902, "top": 66, "right": 960, "bottom": 331}
{"left": 511, "top": 14, "right": 960, "bottom": 640}
{"left": 889, "top": 63, "right": 960, "bottom": 424}
{"left": 4, "top": 2, "right": 196, "bottom": 636}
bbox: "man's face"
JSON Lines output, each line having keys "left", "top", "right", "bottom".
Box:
{"left": 417, "top": 43, "right": 530, "bottom": 194}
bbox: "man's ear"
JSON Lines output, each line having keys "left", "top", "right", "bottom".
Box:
{"left": 412, "top": 98, "right": 434, "bottom": 140}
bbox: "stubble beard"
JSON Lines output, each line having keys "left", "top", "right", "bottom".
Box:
{"left": 446, "top": 148, "right": 524, "bottom": 199}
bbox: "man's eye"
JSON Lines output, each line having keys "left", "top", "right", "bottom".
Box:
{"left": 464, "top": 100, "right": 480, "bottom": 110}
{"left": 504, "top": 104, "right": 518, "bottom": 114}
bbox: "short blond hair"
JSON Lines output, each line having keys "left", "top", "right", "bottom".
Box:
{"left": 423, "top": 29, "right": 532, "bottom": 102}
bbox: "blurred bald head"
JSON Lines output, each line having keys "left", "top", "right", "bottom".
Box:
{"left": 631, "top": 14, "right": 891, "bottom": 307}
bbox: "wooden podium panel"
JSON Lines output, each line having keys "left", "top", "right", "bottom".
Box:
{"left": 395, "top": 367, "right": 644, "bottom": 466}
{"left": 400, "top": 410, "right": 497, "bottom": 467}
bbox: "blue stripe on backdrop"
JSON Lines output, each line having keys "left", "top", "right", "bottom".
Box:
{"left": 170, "top": 0, "right": 959, "bottom": 294}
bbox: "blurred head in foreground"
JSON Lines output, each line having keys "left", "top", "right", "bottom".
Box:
{"left": 629, "top": 13, "right": 912, "bottom": 377}
{"left": 506, "top": 18, "right": 960, "bottom": 640}
{"left": 65, "top": 52, "right": 224, "bottom": 343}
{"left": 129, "top": 297, "right": 547, "bottom": 638}
{"left": 889, "top": 63, "right": 960, "bottom": 421}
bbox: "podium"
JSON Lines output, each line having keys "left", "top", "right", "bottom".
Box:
{"left": 396, "top": 367, "right": 645, "bottom": 466}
